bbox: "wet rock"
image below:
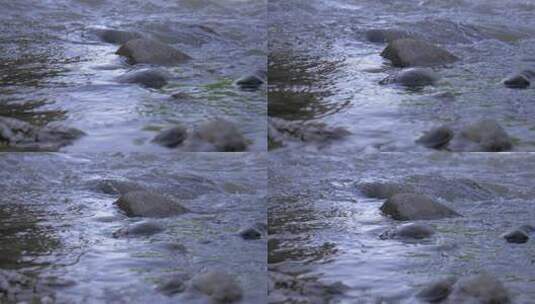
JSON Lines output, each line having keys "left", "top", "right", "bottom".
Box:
{"left": 269, "top": 117, "right": 350, "bottom": 144}
{"left": 358, "top": 182, "right": 414, "bottom": 199}
{"left": 239, "top": 227, "right": 262, "bottom": 240}
{"left": 395, "top": 223, "right": 435, "bottom": 239}
{"left": 116, "top": 38, "right": 191, "bottom": 65}
{"left": 235, "top": 71, "right": 265, "bottom": 90}
{"left": 380, "top": 38, "right": 459, "bottom": 67}
{"left": 115, "top": 68, "right": 171, "bottom": 88}
{"left": 380, "top": 193, "right": 460, "bottom": 221}
{"left": 115, "top": 191, "right": 188, "bottom": 218}
{"left": 152, "top": 125, "right": 188, "bottom": 148}
{"left": 365, "top": 29, "right": 412, "bottom": 43}
{"left": 112, "top": 221, "right": 165, "bottom": 238}
{"left": 0, "top": 116, "right": 85, "bottom": 151}
{"left": 416, "top": 276, "right": 457, "bottom": 303}
{"left": 416, "top": 126, "right": 454, "bottom": 149}
{"left": 380, "top": 68, "right": 439, "bottom": 87}
{"left": 92, "top": 28, "right": 142, "bottom": 44}
{"left": 191, "top": 271, "right": 243, "bottom": 303}
{"left": 448, "top": 273, "right": 510, "bottom": 304}
{"left": 503, "top": 69, "right": 534, "bottom": 89}
{"left": 190, "top": 118, "right": 248, "bottom": 152}
{"left": 450, "top": 119, "right": 512, "bottom": 152}
{"left": 156, "top": 272, "right": 190, "bottom": 296}
{"left": 502, "top": 225, "right": 533, "bottom": 244}
{"left": 97, "top": 179, "right": 145, "bottom": 195}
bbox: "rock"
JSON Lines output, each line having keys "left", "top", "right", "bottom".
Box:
{"left": 380, "top": 68, "right": 439, "bottom": 87}
{"left": 395, "top": 223, "right": 435, "bottom": 239}
{"left": 416, "top": 126, "right": 454, "bottom": 149}
{"left": 380, "top": 38, "right": 459, "bottom": 67}
{"left": 451, "top": 119, "right": 512, "bottom": 152}
{"left": 92, "top": 28, "right": 142, "bottom": 44}
{"left": 503, "top": 69, "right": 534, "bottom": 89}
{"left": 239, "top": 227, "right": 262, "bottom": 240}
{"left": 156, "top": 272, "right": 190, "bottom": 296}
{"left": 191, "top": 271, "right": 243, "bottom": 303}
{"left": 416, "top": 276, "right": 457, "bottom": 303}
{"left": 365, "top": 29, "right": 412, "bottom": 43}
{"left": 116, "top": 38, "right": 191, "bottom": 65}
{"left": 380, "top": 193, "right": 460, "bottom": 221}
{"left": 115, "top": 68, "right": 171, "bottom": 88}
{"left": 358, "top": 182, "right": 414, "bottom": 199}
{"left": 112, "top": 221, "right": 165, "bottom": 238}
{"left": 97, "top": 179, "right": 145, "bottom": 195}
{"left": 115, "top": 191, "right": 188, "bottom": 218}
{"left": 0, "top": 116, "right": 85, "bottom": 151}
{"left": 502, "top": 225, "right": 533, "bottom": 244}
{"left": 268, "top": 117, "right": 350, "bottom": 144}
{"left": 152, "top": 125, "right": 188, "bottom": 148}
{"left": 448, "top": 273, "right": 510, "bottom": 304}
{"left": 235, "top": 74, "right": 264, "bottom": 90}
{"left": 190, "top": 119, "right": 248, "bottom": 152}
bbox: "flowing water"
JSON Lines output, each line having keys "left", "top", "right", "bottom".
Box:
{"left": 269, "top": 0, "right": 535, "bottom": 152}
{"left": 0, "top": 152, "right": 266, "bottom": 303}
{"left": 269, "top": 151, "right": 535, "bottom": 303}
{"left": 0, "top": 0, "right": 266, "bottom": 152}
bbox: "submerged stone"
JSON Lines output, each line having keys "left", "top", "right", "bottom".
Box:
{"left": 380, "top": 68, "right": 439, "bottom": 87}
{"left": 380, "top": 193, "right": 460, "bottom": 221}
{"left": 116, "top": 38, "right": 191, "bottom": 65}
{"left": 503, "top": 69, "right": 534, "bottom": 89}
{"left": 191, "top": 271, "right": 243, "bottom": 303}
{"left": 381, "top": 38, "right": 459, "bottom": 67}
{"left": 395, "top": 223, "right": 435, "bottom": 239}
{"left": 97, "top": 179, "right": 145, "bottom": 195}
{"left": 416, "top": 126, "right": 454, "bottom": 149}
{"left": 115, "top": 191, "right": 188, "bottom": 218}
{"left": 112, "top": 221, "right": 165, "bottom": 238}
{"left": 502, "top": 225, "right": 533, "bottom": 244}
{"left": 365, "top": 29, "right": 411, "bottom": 43}
{"left": 156, "top": 272, "right": 190, "bottom": 296}
{"left": 235, "top": 74, "right": 264, "bottom": 90}
{"left": 358, "top": 182, "right": 415, "bottom": 199}
{"left": 115, "top": 68, "right": 171, "bottom": 88}
{"left": 92, "top": 28, "right": 142, "bottom": 44}
{"left": 416, "top": 276, "right": 457, "bottom": 303}
{"left": 239, "top": 227, "right": 262, "bottom": 240}
{"left": 152, "top": 125, "right": 188, "bottom": 148}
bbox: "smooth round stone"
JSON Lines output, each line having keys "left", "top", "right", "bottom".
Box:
{"left": 395, "top": 223, "right": 435, "bottom": 239}
{"left": 380, "top": 193, "right": 460, "bottom": 221}
{"left": 191, "top": 271, "right": 243, "bottom": 303}
{"left": 115, "top": 191, "right": 188, "bottom": 218}
{"left": 152, "top": 125, "right": 188, "bottom": 148}
{"left": 113, "top": 221, "right": 165, "bottom": 238}
{"left": 381, "top": 38, "right": 459, "bottom": 67}
{"left": 116, "top": 38, "right": 191, "bottom": 65}
{"left": 448, "top": 273, "right": 510, "bottom": 303}
{"left": 416, "top": 276, "right": 457, "bottom": 303}
{"left": 416, "top": 126, "right": 454, "bottom": 149}
{"left": 115, "top": 68, "right": 171, "bottom": 89}
{"left": 239, "top": 227, "right": 262, "bottom": 240}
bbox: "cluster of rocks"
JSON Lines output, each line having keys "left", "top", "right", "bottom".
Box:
{"left": 0, "top": 116, "right": 85, "bottom": 151}
{"left": 93, "top": 178, "right": 262, "bottom": 302}
{"left": 358, "top": 178, "right": 531, "bottom": 302}
{"left": 417, "top": 119, "right": 513, "bottom": 152}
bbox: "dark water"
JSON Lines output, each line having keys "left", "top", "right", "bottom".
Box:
{"left": 269, "top": 0, "right": 535, "bottom": 152}
{"left": 0, "top": 0, "right": 266, "bottom": 152}
{"left": 269, "top": 151, "right": 535, "bottom": 303}
{"left": 0, "top": 153, "right": 266, "bottom": 303}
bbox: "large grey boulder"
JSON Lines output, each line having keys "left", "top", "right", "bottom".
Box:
{"left": 115, "top": 68, "right": 171, "bottom": 88}
{"left": 447, "top": 274, "right": 510, "bottom": 304}
{"left": 190, "top": 271, "right": 243, "bottom": 303}
{"left": 450, "top": 119, "right": 512, "bottom": 152}
{"left": 381, "top": 38, "right": 459, "bottom": 67}
{"left": 380, "top": 193, "right": 460, "bottom": 220}
{"left": 190, "top": 118, "right": 248, "bottom": 152}
{"left": 115, "top": 191, "right": 188, "bottom": 218}
{"left": 116, "top": 38, "right": 191, "bottom": 65}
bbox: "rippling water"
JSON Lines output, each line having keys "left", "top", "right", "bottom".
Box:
{"left": 0, "top": 0, "right": 266, "bottom": 152}
{"left": 269, "top": 151, "right": 535, "bottom": 303}
{"left": 269, "top": 0, "right": 535, "bottom": 152}
{"left": 0, "top": 153, "right": 266, "bottom": 303}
